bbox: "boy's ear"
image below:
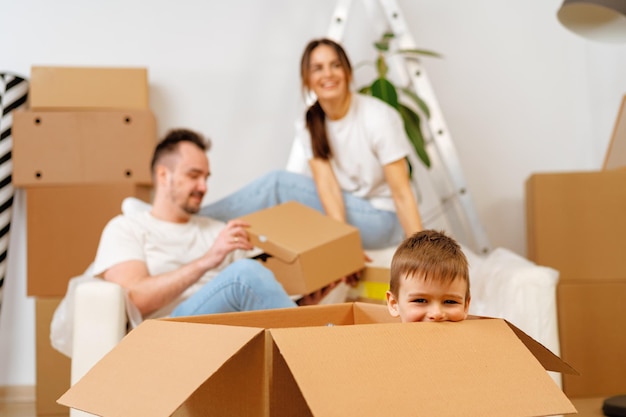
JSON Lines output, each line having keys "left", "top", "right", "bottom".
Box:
{"left": 463, "top": 295, "right": 471, "bottom": 319}
{"left": 386, "top": 291, "right": 400, "bottom": 318}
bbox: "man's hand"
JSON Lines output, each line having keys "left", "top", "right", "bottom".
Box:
{"left": 203, "top": 220, "right": 253, "bottom": 268}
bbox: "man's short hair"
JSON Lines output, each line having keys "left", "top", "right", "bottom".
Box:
{"left": 389, "top": 230, "right": 470, "bottom": 298}
{"left": 150, "top": 128, "right": 212, "bottom": 174}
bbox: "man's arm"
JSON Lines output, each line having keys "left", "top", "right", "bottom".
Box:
{"left": 102, "top": 219, "right": 252, "bottom": 317}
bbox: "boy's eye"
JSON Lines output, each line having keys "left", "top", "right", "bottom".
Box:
{"left": 411, "top": 298, "right": 427, "bottom": 304}
{"left": 444, "top": 299, "right": 460, "bottom": 305}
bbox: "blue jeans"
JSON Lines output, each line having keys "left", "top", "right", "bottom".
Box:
{"left": 171, "top": 259, "right": 296, "bottom": 317}
{"left": 199, "top": 170, "right": 403, "bottom": 250}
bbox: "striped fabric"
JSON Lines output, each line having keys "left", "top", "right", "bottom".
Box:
{"left": 0, "top": 73, "right": 29, "bottom": 313}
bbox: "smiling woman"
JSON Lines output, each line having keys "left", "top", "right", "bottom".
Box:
{"left": 200, "top": 38, "right": 424, "bottom": 251}
{"left": 289, "top": 38, "right": 424, "bottom": 245}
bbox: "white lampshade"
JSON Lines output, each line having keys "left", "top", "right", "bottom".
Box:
{"left": 557, "top": 0, "right": 626, "bottom": 43}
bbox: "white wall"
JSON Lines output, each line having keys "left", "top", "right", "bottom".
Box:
{"left": 1, "top": 0, "right": 625, "bottom": 386}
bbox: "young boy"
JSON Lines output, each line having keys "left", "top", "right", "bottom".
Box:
{"left": 386, "top": 230, "right": 471, "bottom": 323}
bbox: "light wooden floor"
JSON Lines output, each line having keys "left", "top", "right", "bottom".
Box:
{"left": 0, "top": 401, "right": 41, "bottom": 417}
{"left": 0, "top": 394, "right": 611, "bottom": 416}
{"left": 0, "top": 386, "right": 40, "bottom": 417}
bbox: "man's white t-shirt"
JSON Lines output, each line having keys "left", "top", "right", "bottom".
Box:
{"left": 93, "top": 211, "right": 245, "bottom": 319}
{"left": 293, "top": 93, "right": 412, "bottom": 212}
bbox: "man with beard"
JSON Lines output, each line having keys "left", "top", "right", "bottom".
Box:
{"left": 92, "top": 128, "right": 318, "bottom": 322}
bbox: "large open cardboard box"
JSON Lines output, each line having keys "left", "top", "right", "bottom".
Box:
{"left": 59, "top": 303, "right": 577, "bottom": 417}
{"left": 240, "top": 202, "right": 364, "bottom": 295}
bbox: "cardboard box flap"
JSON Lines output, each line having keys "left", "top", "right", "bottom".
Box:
{"left": 270, "top": 320, "right": 576, "bottom": 417}
{"left": 168, "top": 303, "right": 398, "bottom": 329}
{"left": 58, "top": 320, "right": 263, "bottom": 416}
{"left": 504, "top": 320, "right": 579, "bottom": 375}
{"left": 352, "top": 301, "right": 398, "bottom": 324}
{"left": 241, "top": 201, "right": 359, "bottom": 264}
{"left": 168, "top": 303, "right": 359, "bottom": 328}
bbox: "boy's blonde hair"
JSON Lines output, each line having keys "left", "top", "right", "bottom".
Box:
{"left": 390, "top": 230, "right": 470, "bottom": 298}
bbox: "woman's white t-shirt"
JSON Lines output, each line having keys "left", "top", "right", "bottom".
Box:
{"left": 293, "top": 93, "right": 411, "bottom": 212}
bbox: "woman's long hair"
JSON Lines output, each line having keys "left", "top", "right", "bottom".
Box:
{"left": 300, "top": 38, "right": 353, "bottom": 160}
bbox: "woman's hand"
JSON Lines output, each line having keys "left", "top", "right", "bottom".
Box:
{"left": 297, "top": 279, "right": 340, "bottom": 306}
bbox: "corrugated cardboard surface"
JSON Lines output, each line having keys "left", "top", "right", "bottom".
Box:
{"left": 271, "top": 321, "right": 572, "bottom": 417}
{"left": 36, "top": 298, "right": 70, "bottom": 416}
{"left": 29, "top": 66, "right": 148, "bottom": 110}
{"left": 526, "top": 169, "right": 626, "bottom": 398}
{"left": 13, "top": 110, "right": 156, "bottom": 186}
{"left": 26, "top": 183, "right": 152, "bottom": 296}
{"left": 242, "top": 202, "right": 364, "bottom": 295}
{"left": 59, "top": 321, "right": 265, "bottom": 416}
{"left": 59, "top": 303, "right": 576, "bottom": 417}
{"left": 558, "top": 281, "right": 626, "bottom": 398}
{"left": 526, "top": 170, "right": 626, "bottom": 280}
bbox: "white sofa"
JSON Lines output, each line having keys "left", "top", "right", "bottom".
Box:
{"left": 52, "top": 199, "right": 563, "bottom": 416}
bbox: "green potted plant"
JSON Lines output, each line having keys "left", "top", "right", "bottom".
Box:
{"left": 358, "top": 32, "right": 441, "bottom": 169}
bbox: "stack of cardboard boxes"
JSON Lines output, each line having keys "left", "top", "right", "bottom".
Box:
{"left": 526, "top": 95, "right": 626, "bottom": 399}
{"left": 12, "top": 66, "right": 156, "bottom": 416}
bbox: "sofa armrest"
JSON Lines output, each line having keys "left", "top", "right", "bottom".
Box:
{"left": 71, "top": 280, "right": 126, "bottom": 385}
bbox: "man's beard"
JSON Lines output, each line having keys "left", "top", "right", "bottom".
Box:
{"left": 174, "top": 191, "right": 203, "bottom": 215}
{"left": 182, "top": 203, "right": 200, "bottom": 215}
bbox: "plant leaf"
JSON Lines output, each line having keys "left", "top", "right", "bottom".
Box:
{"left": 399, "top": 86, "right": 431, "bottom": 119}
{"left": 376, "top": 56, "right": 388, "bottom": 78}
{"left": 358, "top": 85, "right": 371, "bottom": 94}
{"left": 397, "top": 48, "right": 442, "bottom": 58}
{"left": 371, "top": 78, "right": 399, "bottom": 110}
{"left": 374, "top": 32, "right": 395, "bottom": 52}
{"left": 398, "top": 103, "right": 431, "bottom": 168}
{"left": 374, "top": 41, "right": 389, "bottom": 52}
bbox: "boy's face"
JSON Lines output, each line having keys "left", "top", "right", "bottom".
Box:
{"left": 386, "top": 273, "right": 470, "bottom": 323}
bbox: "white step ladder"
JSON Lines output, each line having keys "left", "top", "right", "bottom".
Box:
{"left": 328, "top": 0, "right": 492, "bottom": 254}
